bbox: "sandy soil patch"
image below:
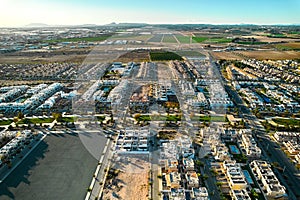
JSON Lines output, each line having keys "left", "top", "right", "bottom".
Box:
{"left": 211, "top": 50, "right": 300, "bottom": 60}
{"left": 241, "top": 35, "right": 300, "bottom": 43}
{"left": 102, "top": 155, "right": 150, "bottom": 200}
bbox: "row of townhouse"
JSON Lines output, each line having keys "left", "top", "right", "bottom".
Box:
{"left": 0, "top": 130, "right": 38, "bottom": 166}
{"left": 238, "top": 130, "right": 261, "bottom": 159}
{"left": 210, "top": 160, "right": 251, "bottom": 200}
{"left": 250, "top": 160, "right": 287, "bottom": 199}
{"left": 0, "top": 85, "right": 29, "bottom": 103}
{"left": 0, "top": 83, "right": 63, "bottom": 113}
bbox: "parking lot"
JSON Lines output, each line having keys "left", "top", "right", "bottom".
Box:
{"left": 0, "top": 131, "right": 98, "bottom": 200}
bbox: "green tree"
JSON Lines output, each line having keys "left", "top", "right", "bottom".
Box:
{"left": 52, "top": 112, "right": 62, "bottom": 121}
{"left": 17, "top": 112, "right": 24, "bottom": 119}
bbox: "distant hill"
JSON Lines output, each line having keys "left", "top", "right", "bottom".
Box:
{"left": 25, "top": 23, "right": 49, "bottom": 27}
{"left": 105, "top": 22, "right": 148, "bottom": 27}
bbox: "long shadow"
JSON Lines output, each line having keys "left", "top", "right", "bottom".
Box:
{"left": 0, "top": 140, "right": 48, "bottom": 199}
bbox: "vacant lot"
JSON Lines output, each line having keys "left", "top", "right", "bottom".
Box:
{"left": 102, "top": 156, "right": 149, "bottom": 200}
{"left": 211, "top": 52, "right": 245, "bottom": 60}
{"left": 116, "top": 49, "right": 150, "bottom": 62}
{"left": 211, "top": 50, "right": 300, "bottom": 60}
{"left": 241, "top": 50, "right": 300, "bottom": 60}
{"left": 241, "top": 35, "right": 300, "bottom": 43}
{"left": 0, "top": 131, "right": 98, "bottom": 200}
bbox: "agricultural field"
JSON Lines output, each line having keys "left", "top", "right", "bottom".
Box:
{"left": 176, "top": 50, "right": 206, "bottom": 58}
{"left": 206, "top": 38, "right": 232, "bottom": 43}
{"left": 162, "top": 34, "right": 178, "bottom": 43}
{"left": 150, "top": 51, "right": 183, "bottom": 61}
{"left": 275, "top": 42, "right": 300, "bottom": 50}
{"left": 192, "top": 37, "right": 208, "bottom": 43}
{"left": 147, "top": 34, "right": 163, "bottom": 42}
{"left": 112, "top": 34, "right": 152, "bottom": 42}
{"left": 175, "top": 35, "right": 191, "bottom": 44}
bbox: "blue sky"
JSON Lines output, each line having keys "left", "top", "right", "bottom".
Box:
{"left": 1, "top": 0, "right": 299, "bottom": 27}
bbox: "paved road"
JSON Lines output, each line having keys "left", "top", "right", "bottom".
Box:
{"left": 257, "top": 137, "right": 300, "bottom": 199}
{"left": 0, "top": 131, "right": 98, "bottom": 200}
{"left": 201, "top": 159, "right": 220, "bottom": 200}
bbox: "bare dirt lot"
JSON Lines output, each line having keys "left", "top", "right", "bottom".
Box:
{"left": 115, "top": 49, "right": 150, "bottom": 62}
{"left": 102, "top": 155, "right": 150, "bottom": 200}
{"left": 241, "top": 35, "right": 300, "bottom": 43}
{"left": 212, "top": 50, "right": 300, "bottom": 60}
{"left": 211, "top": 51, "right": 245, "bottom": 60}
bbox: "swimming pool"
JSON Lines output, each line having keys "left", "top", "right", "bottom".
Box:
{"left": 243, "top": 170, "right": 254, "bottom": 184}
{"left": 229, "top": 145, "right": 240, "bottom": 154}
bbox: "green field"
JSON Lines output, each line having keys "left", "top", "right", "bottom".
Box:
{"left": 192, "top": 115, "right": 225, "bottom": 122}
{"left": 150, "top": 51, "right": 183, "bottom": 61}
{"left": 192, "top": 37, "right": 232, "bottom": 43}
{"left": 58, "top": 117, "right": 76, "bottom": 123}
{"left": 192, "top": 37, "right": 208, "bottom": 43}
{"left": 267, "top": 34, "right": 287, "bottom": 38}
{"left": 151, "top": 115, "right": 182, "bottom": 121}
{"left": 135, "top": 115, "right": 151, "bottom": 121}
{"left": 135, "top": 115, "right": 182, "bottom": 121}
{"left": 175, "top": 35, "right": 191, "bottom": 43}
{"left": 0, "top": 119, "right": 13, "bottom": 126}
{"left": 162, "top": 35, "right": 178, "bottom": 43}
{"left": 272, "top": 118, "right": 300, "bottom": 126}
{"left": 206, "top": 38, "right": 232, "bottom": 43}
{"left": 275, "top": 44, "right": 300, "bottom": 51}
{"left": 44, "top": 35, "right": 112, "bottom": 43}
{"left": 17, "top": 118, "right": 54, "bottom": 124}
{"left": 236, "top": 41, "right": 267, "bottom": 45}
{"left": 289, "top": 32, "right": 300, "bottom": 35}
{"left": 176, "top": 50, "right": 206, "bottom": 58}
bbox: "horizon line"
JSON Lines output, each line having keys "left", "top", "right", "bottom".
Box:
{"left": 1, "top": 22, "right": 300, "bottom": 28}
